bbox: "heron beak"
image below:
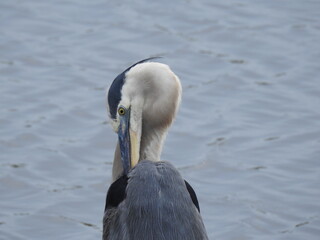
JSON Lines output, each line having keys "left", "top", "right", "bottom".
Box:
{"left": 117, "top": 108, "right": 140, "bottom": 175}
{"left": 129, "top": 128, "right": 139, "bottom": 168}
{"left": 118, "top": 111, "right": 131, "bottom": 175}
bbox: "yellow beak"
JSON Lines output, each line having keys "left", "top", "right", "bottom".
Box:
{"left": 129, "top": 128, "right": 140, "bottom": 168}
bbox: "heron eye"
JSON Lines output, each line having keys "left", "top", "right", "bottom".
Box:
{"left": 118, "top": 107, "right": 126, "bottom": 116}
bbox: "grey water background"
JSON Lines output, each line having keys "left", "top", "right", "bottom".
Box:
{"left": 1, "top": 0, "right": 320, "bottom": 239}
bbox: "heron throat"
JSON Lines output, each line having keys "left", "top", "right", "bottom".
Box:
{"left": 139, "top": 124, "right": 167, "bottom": 163}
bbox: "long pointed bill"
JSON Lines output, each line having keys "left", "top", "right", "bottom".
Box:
{"left": 129, "top": 128, "right": 139, "bottom": 169}
{"left": 118, "top": 109, "right": 140, "bottom": 175}
{"left": 118, "top": 113, "right": 130, "bottom": 175}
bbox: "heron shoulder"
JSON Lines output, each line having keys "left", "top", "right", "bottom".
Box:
{"left": 104, "top": 160, "right": 208, "bottom": 240}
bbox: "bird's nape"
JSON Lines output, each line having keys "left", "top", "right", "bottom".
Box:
{"left": 107, "top": 57, "right": 161, "bottom": 120}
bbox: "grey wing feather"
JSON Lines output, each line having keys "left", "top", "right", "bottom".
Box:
{"left": 103, "top": 160, "right": 208, "bottom": 240}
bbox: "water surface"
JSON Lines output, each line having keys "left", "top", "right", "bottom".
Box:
{"left": 1, "top": 0, "right": 320, "bottom": 239}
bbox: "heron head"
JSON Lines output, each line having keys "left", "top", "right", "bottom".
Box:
{"left": 107, "top": 58, "right": 181, "bottom": 176}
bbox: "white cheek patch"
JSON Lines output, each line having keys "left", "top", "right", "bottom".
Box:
{"left": 110, "top": 119, "right": 120, "bottom": 132}
{"left": 120, "top": 74, "right": 144, "bottom": 133}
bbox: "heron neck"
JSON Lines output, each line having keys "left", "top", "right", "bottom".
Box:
{"left": 139, "top": 125, "right": 167, "bottom": 162}
{"left": 112, "top": 125, "right": 167, "bottom": 181}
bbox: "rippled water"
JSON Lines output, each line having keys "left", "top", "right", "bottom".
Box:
{"left": 1, "top": 0, "right": 320, "bottom": 239}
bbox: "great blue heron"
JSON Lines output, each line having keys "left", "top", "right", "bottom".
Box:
{"left": 103, "top": 59, "right": 208, "bottom": 239}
